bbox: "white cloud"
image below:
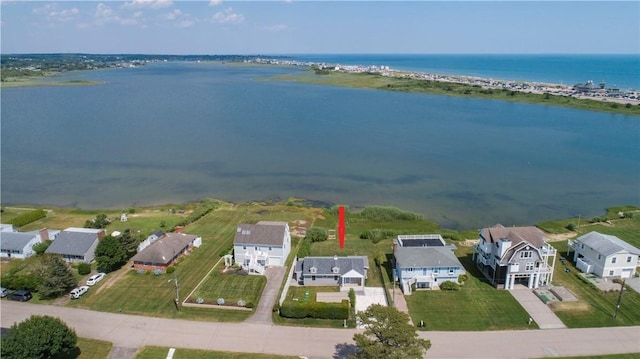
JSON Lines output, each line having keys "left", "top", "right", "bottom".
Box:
{"left": 264, "top": 24, "right": 287, "bottom": 32}
{"left": 211, "top": 8, "right": 243, "bottom": 24}
{"left": 32, "top": 3, "right": 79, "bottom": 23}
{"left": 95, "top": 3, "right": 139, "bottom": 26}
{"left": 123, "top": 0, "right": 173, "bottom": 9}
{"left": 209, "top": 0, "right": 222, "bottom": 7}
{"left": 178, "top": 19, "right": 195, "bottom": 28}
{"left": 164, "top": 9, "right": 181, "bottom": 20}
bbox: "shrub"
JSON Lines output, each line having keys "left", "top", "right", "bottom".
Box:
{"left": 458, "top": 274, "right": 468, "bottom": 283}
{"left": 217, "top": 298, "right": 225, "bottom": 305}
{"left": 77, "top": 262, "right": 91, "bottom": 275}
{"left": 305, "top": 227, "right": 328, "bottom": 242}
{"left": 246, "top": 302, "right": 255, "bottom": 309}
{"left": 566, "top": 223, "right": 576, "bottom": 231}
{"left": 7, "top": 209, "right": 46, "bottom": 227}
{"left": 237, "top": 300, "right": 246, "bottom": 307}
{"left": 280, "top": 300, "right": 349, "bottom": 319}
{"left": 1, "top": 315, "right": 77, "bottom": 359}
{"left": 32, "top": 240, "right": 52, "bottom": 255}
{"left": 359, "top": 206, "right": 422, "bottom": 221}
{"left": 439, "top": 281, "right": 461, "bottom": 291}
{"left": 348, "top": 288, "right": 356, "bottom": 309}
{"left": 153, "top": 269, "right": 163, "bottom": 276}
{"left": 166, "top": 266, "right": 176, "bottom": 274}
{"left": 297, "top": 238, "right": 311, "bottom": 258}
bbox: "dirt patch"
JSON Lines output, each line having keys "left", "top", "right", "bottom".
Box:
{"left": 546, "top": 232, "right": 576, "bottom": 242}
{"left": 94, "top": 264, "right": 130, "bottom": 295}
{"left": 316, "top": 214, "right": 325, "bottom": 220}
{"left": 549, "top": 301, "right": 590, "bottom": 312}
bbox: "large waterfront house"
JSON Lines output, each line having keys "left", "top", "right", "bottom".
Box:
{"left": 294, "top": 255, "right": 369, "bottom": 290}
{"left": 571, "top": 231, "right": 640, "bottom": 279}
{"left": 131, "top": 230, "right": 202, "bottom": 271}
{"left": 233, "top": 221, "right": 291, "bottom": 274}
{"left": 45, "top": 227, "right": 105, "bottom": 263}
{"left": 393, "top": 234, "right": 466, "bottom": 294}
{"left": 473, "top": 224, "right": 556, "bottom": 290}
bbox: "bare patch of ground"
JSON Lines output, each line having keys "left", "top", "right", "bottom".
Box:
{"left": 94, "top": 263, "right": 131, "bottom": 295}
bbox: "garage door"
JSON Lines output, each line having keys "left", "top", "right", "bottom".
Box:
{"left": 621, "top": 269, "right": 633, "bottom": 278}
{"left": 268, "top": 256, "right": 281, "bottom": 266}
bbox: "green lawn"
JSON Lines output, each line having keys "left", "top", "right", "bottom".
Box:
{"left": 135, "top": 346, "right": 298, "bottom": 359}
{"left": 66, "top": 203, "right": 319, "bottom": 321}
{"left": 190, "top": 262, "right": 266, "bottom": 306}
{"left": 405, "top": 245, "right": 536, "bottom": 331}
{"left": 75, "top": 338, "right": 113, "bottom": 359}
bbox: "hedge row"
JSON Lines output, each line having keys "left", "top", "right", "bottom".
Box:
{"left": 280, "top": 300, "right": 349, "bottom": 319}
{"left": 8, "top": 209, "right": 46, "bottom": 227}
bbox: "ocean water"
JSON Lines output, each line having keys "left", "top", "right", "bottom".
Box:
{"left": 1, "top": 61, "right": 639, "bottom": 229}
{"left": 291, "top": 54, "right": 640, "bottom": 90}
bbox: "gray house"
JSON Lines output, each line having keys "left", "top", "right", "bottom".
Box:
{"left": 1, "top": 232, "right": 40, "bottom": 259}
{"left": 294, "top": 256, "right": 368, "bottom": 290}
{"left": 234, "top": 221, "right": 291, "bottom": 274}
{"left": 46, "top": 227, "right": 105, "bottom": 263}
{"left": 572, "top": 231, "right": 640, "bottom": 279}
{"left": 473, "top": 224, "right": 557, "bottom": 290}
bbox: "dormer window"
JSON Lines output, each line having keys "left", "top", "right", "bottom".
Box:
{"left": 332, "top": 266, "right": 340, "bottom": 274}
{"left": 520, "top": 251, "right": 532, "bottom": 259}
{"left": 310, "top": 267, "right": 317, "bottom": 274}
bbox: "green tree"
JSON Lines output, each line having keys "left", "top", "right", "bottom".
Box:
{"left": 305, "top": 227, "right": 328, "bottom": 242}
{"left": 118, "top": 229, "right": 142, "bottom": 259}
{"left": 95, "top": 235, "right": 127, "bottom": 273}
{"left": 84, "top": 213, "right": 110, "bottom": 229}
{"left": 38, "top": 254, "right": 77, "bottom": 299}
{"left": 351, "top": 304, "right": 431, "bottom": 359}
{"left": 1, "top": 315, "right": 78, "bottom": 359}
{"left": 32, "top": 240, "right": 52, "bottom": 255}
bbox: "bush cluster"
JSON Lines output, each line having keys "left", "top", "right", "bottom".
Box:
{"left": 359, "top": 229, "right": 405, "bottom": 243}
{"left": 77, "top": 263, "right": 91, "bottom": 275}
{"left": 280, "top": 300, "right": 349, "bottom": 319}
{"left": 305, "top": 227, "right": 328, "bottom": 242}
{"left": 359, "top": 206, "right": 422, "bottom": 221}
{"left": 439, "top": 281, "right": 460, "bottom": 291}
{"left": 8, "top": 209, "right": 46, "bottom": 227}
{"left": 166, "top": 266, "right": 176, "bottom": 274}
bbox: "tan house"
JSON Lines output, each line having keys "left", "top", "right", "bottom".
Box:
{"left": 132, "top": 232, "right": 201, "bottom": 271}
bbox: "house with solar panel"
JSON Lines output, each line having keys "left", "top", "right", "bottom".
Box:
{"left": 571, "top": 231, "right": 640, "bottom": 279}
{"left": 233, "top": 221, "right": 291, "bottom": 274}
{"left": 393, "top": 234, "right": 466, "bottom": 294}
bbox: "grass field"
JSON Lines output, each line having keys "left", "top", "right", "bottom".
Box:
{"left": 135, "top": 346, "right": 298, "bottom": 359}
{"left": 405, "top": 245, "right": 536, "bottom": 331}
{"left": 74, "top": 338, "right": 113, "bottom": 359}
{"left": 270, "top": 71, "right": 640, "bottom": 116}
{"left": 190, "top": 261, "right": 266, "bottom": 306}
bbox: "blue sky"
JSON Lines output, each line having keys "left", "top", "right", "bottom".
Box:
{"left": 1, "top": 1, "right": 638, "bottom": 54}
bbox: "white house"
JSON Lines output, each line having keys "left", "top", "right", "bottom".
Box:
{"left": 294, "top": 255, "right": 368, "bottom": 290}
{"left": 473, "top": 224, "right": 556, "bottom": 290}
{"left": 233, "top": 221, "right": 291, "bottom": 274}
{"left": 0, "top": 228, "right": 58, "bottom": 259}
{"left": 572, "top": 231, "right": 640, "bottom": 279}
{"left": 393, "top": 235, "right": 466, "bottom": 294}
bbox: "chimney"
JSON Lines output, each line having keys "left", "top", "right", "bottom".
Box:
{"left": 175, "top": 226, "right": 184, "bottom": 234}
{"left": 39, "top": 228, "right": 49, "bottom": 243}
{"left": 97, "top": 229, "right": 106, "bottom": 240}
{"left": 393, "top": 239, "right": 398, "bottom": 254}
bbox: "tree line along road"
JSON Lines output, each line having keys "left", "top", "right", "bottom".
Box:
{"left": 1, "top": 302, "right": 639, "bottom": 358}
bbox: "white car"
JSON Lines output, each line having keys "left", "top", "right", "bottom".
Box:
{"left": 69, "top": 286, "right": 89, "bottom": 299}
{"left": 86, "top": 273, "right": 106, "bottom": 286}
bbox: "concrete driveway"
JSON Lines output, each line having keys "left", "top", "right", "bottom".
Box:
{"left": 509, "top": 286, "right": 566, "bottom": 329}
{"left": 245, "top": 266, "right": 286, "bottom": 324}
{"left": 2, "top": 301, "right": 639, "bottom": 359}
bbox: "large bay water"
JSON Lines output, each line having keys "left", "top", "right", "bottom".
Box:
{"left": 2, "top": 61, "right": 639, "bottom": 229}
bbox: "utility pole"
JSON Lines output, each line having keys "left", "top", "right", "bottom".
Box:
{"left": 169, "top": 276, "right": 179, "bottom": 311}
{"left": 613, "top": 279, "right": 626, "bottom": 318}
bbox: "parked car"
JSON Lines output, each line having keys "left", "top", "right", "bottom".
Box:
{"left": 86, "top": 272, "right": 106, "bottom": 286}
{"left": 69, "top": 286, "right": 89, "bottom": 299}
{"left": 8, "top": 289, "right": 32, "bottom": 302}
{"left": 0, "top": 287, "right": 8, "bottom": 298}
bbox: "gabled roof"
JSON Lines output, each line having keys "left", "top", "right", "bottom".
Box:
{"left": 480, "top": 224, "right": 546, "bottom": 248}
{"left": 234, "top": 223, "right": 287, "bottom": 246}
{"left": 46, "top": 231, "right": 99, "bottom": 256}
{"left": 0, "top": 232, "right": 38, "bottom": 251}
{"left": 577, "top": 231, "right": 640, "bottom": 256}
{"left": 131, "top": 233, "right": 197, "bottom": 265}
{"left": 296, "top": 256, "right": 368, "bottom": 277}
{"left": 395, "top": 246, "right": 463, "bottom": 269}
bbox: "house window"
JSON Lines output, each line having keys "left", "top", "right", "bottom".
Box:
{"left": 334, "top": 276, "right": 339, "bottom": 281}
{"left": 525, "top": 262, "right": 534, "bottom": 271}
{"left": 433, "top": 268, "right": 439, "bottom": 273}
{"left": 627, "top": 256, "right": 633, "bottom": 263}
{"left": 609, "top": 270, "right": 614, "bottom": 276}
{"left": 581, "top": 244, "right": 584, "bottom": 249}
{"left": 612, "top": 257, "right": 617, "bottom": 264}
{"left": 268, "top": 247, "right": 272, "bottom": 251}
{"left": 597, "top": 254, "right": 601, "bottom": 260}
{"left": 312, "top": 275, "right": 316, "bottom": 281}
{"left": 254, "top": 246, "right": 258, "bottom": 250}
{"left": 243, "top": 246, "right": 246, "bottom": 250}
{"left": 520, "top": 251, "right": 532, "bottom": 259}
{"left": 449, "top": 268, "right": 455, "bottom": 274}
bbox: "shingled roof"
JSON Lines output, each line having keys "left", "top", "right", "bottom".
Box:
{"left": 295, "top": 256, "right": 368, "bottom": 277}
{"left": 234, "top": 222, "right": 287, "bottom": 246}
{"left": 481, "top": 224, "right": 546, "bottom": 248}
{"left": 131, "top": 233, "right": 197, "bottom": 265}
{"left": 0, "top": 232, "right": 37, "bottom": 251}
{"left": 577, "top": 231, "right": 640, "bottom": 256}
{"left": 46, "top": 231, "right": 99, "bottom": 257}
{"left": 395, "top": 246, "right": 463, "bottom": 269}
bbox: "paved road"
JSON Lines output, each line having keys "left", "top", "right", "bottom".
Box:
{"left": 2, "top": 301, "right": 639, "bottom": 358}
